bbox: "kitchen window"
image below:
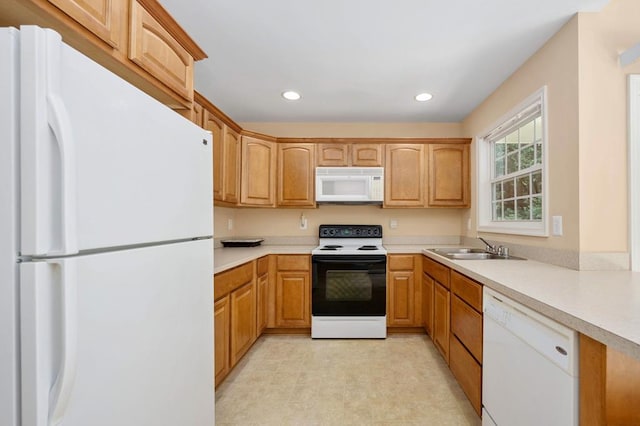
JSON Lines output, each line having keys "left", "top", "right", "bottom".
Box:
{"left": 477, "top": 87, "right": 548, "bottom": 236}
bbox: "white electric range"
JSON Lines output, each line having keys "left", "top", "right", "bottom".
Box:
{"left": 311, "top": 225, "right": 387, "bottom": 338}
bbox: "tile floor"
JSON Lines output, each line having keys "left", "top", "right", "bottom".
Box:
{"left": 215, "top": 334, "right": 481, "bottom": 425}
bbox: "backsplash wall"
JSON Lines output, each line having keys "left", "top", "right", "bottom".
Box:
{"left": 220, "top": 205, "right": 465, "bottom": 238}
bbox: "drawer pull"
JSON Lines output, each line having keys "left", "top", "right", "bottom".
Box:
{"left": 555, "top": 346, "right": 568, "bottom": 356}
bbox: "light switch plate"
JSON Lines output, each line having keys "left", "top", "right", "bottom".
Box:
{"left": 552, "top": 216, "right": 563, "bottom": 236}
{"left": 390, "top": 219, "right": 398, "bottom": 229}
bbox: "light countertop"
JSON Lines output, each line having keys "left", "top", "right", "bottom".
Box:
{"left": 213, "top": 243, "right": 640, "bottom": 360}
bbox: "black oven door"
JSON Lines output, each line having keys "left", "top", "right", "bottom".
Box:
{"left": 312, "top": 255, "right": 386, "bottom": 316}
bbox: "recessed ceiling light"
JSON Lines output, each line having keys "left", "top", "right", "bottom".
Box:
{"left": 415, "top": 92, "right": 433, "bottom": 102}
{"left": 282, "top": 90, "right": 301, "bottom": 101}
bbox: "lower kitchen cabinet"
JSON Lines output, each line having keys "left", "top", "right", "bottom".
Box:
{"left": 230, "top": 281, "right": 256, "bottom": 367}
{"left": 421, "top": 272, "right": 434, "bottom": 336}
{"left": 213, "top": 296, "right": 230, "bottom": 387}
{"left": 256, "top": 256, "right": 269, "bottom": 335}
{"left": 387, "top": 255, "right": 421, "bottom": 327}
{"left": 275, "top": 255, "right": 311, "bottom": 327}
{"left": 433, "top": 281, "right": 450, "bottom": 361}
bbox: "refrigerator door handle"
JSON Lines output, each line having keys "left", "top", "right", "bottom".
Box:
{"left": 47, "top": 259, "right": 78, "bottom": 426}
{"left": 46, "top": 90, "right": 78, "bottom": 255}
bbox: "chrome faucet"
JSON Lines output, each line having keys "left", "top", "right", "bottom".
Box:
{"left": 478, "top": 236, "right": 509, "bottom": 257}
{"left": 478, "top": 236, "right": 496, "bottom": 253}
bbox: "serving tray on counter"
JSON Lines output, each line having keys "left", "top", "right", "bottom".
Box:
{"left": 221, "top": 239, "right": 264, "bottom": 247}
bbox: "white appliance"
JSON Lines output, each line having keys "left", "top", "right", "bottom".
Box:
{"left": 482, "top": 287, "right": 578, "bottom": 426}
{"left": 1, "top": 26, "right": 214, "bottom": 426}
{"left": 315, "top": 167, "right": 384, "bottom": 203}
{"left": 311, "top": 225, "right": 387, "bottom": 338}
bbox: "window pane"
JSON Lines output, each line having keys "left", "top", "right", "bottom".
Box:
{"left": 519, "top": 120, "right": 534, "bottom": 144}
{"left": 503, "top": 179, "right": 514, "bottom": 199}
{"left": 516, "top": 175, "right": 530, "bottom": 196}
{"left": 507, "top": 153, "right": 519, "bottom": 174}
{"left": 504, "top": 200, "right": 515, "bottom": 220}
{"left": 516, "top": 198, "right": 530, "bottom": 220}
{"left": 536, "top": 142, "right": 543, "bottom": 164}
{"left": 532, "top": 171, "right": 542, "bottom": 194}
{"left": 493, "top": 202, "right": 503, "bottom": 221}
{"left": 532, "top": 196, "right": 542, "bottom": 220}
{"left": 534, "top": 117, "right": 542, "bottom": 142}
{"left": 520, "top": 145, "right": 535, "bottom": 169}
{"left": 495, "top": 139, "right": 506, "bottom": 157}
{"left": 493, "top": 182, "right": 503, "bottom": 201}
{"left": 506, "top": 129, "right": 518, "bottom": 144}
{"left": 495, "top": 156, "right": 505, "bottom": 177}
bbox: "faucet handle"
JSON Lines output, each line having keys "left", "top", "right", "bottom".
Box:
{"left": 497, "top": 246, "right": 509, "bottom": 257}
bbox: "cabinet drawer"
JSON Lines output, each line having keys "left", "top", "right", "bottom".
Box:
{"left": 214, "top": 261, "right": 254, "bottom": 300}
{"left": 129, "top": 0, "right": 194, "bottom": 103}
{"left": 388, "top": 255, "right": 415, "bottom": 271}
{"left": 451, "top": 295, "right": 483, "bottom": 362}
{"left": 277, "top": 255, "right": 309, "bottom": 271}
{"left": 257, "top": 256, "right": 269, "bottom": 276}
{"left": 449, "top": 335, "right": 482, "bottom": 416}
{"left": 451, "top": 271, "right": 482, "bottom": 312}
{"left": 422, "top": 256, "right": 450, "bottom": 288}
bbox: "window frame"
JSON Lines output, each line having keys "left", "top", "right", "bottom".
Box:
{"left": 476, "top": 87, "right": 549, "bottom": 236}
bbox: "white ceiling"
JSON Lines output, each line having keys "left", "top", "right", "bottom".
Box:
{"left": 159, "top": 0, "right": 609, "bottom": 123}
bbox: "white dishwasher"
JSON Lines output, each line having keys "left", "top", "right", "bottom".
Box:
{"left": 482, "top": 287, "right": 578, "bottom": 426}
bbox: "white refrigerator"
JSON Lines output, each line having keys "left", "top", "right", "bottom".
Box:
{"left": 0, "top": 26, "right": 214, "bottom": 425}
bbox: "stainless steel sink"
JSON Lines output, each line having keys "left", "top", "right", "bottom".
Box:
{"left": 428, "top": 248, "right": 525, "bottom": 260}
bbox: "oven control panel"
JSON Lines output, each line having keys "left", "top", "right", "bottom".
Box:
{"left": 319, "top": 225, "right": 382, "bottom": 238}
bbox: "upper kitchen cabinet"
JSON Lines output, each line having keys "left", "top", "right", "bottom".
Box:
{"left": 221, "top": 127, "right": 241, "bottom": 204}
{"left": 316, "top": 142, "right": 383, "bottom": 167}
{"left": 129, "top": 0, "right": 194, "bottom": 104}
{"left": 240, "top": 133, "right": 277, "bottom": 207}
{"left": 427, "top": 143, "right": 470, "bottom": 208}
{"left": 384, "top": 144, "right": 425, "bottom": 207}
{"left": 0, "top": 0, "right": 207, "bottom": 109}
{"left": 48, "top": 0, "right": 125, "bottom": 48}
{"left": 277, "top": 143, "right": 316, "bottom": 207}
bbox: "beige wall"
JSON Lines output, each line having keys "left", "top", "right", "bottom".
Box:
{"left": 232, "top": 205, "right": 464, "bottom": 238}
{"left": 577, "top": 0, "right": 640, "bottom": 252}
{"left": 213, "top": 206, "right": 236, "bottom": 239}
{"left": 461, "top": 16, "right": 581, "bottom": 251}
{"left": 240, "top": 122, "right": 463, "bottom": 138}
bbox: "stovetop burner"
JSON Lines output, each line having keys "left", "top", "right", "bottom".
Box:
{"left": 358, "top": 245, "right": 379, "bottom": 251}
{"left": 321, "top": 245, "right": 343, "bottom": 250}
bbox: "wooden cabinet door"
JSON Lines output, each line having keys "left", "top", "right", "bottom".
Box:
{"left": 275, "top": 271, "right": 310, "bottom": 327}
{"left": 256, "top": 272, "right": 268, "bottom": 335}
{"left": 434, "top": 281, "right": 450, "bottom": 362}
{"left": 352, "top": 144, "right": 383, "bottom": 166}
{"left": 277, "top": 144, "right": 315, "bottom": 207}
{"left": 241, "top": 136, "right": 276, "bottom": 206}
{"left": 422, "top": 273, "right": 434, "bottom": 336}
{"left": 129, "top": 0, "right": 193, "bottom": 104}
{"left": 222, "top": 127, "right": 241, "bottom": 204}
{"left": 230, "top": 281, "right": 256, "bottom": 367}
{"left": 202, "top": 111, "right": 225, "bottom": 202}
{"left": 214, "top": 296, "right": 230, "bottom": 387}
{"left": 317, "top": 143, "right": 348, "bottom": 166}
{"left": 388, "top": 270, "right": 415, "bottom": 326}
{"left": 49, "top": 0, "right": 124, "bottom": 48}
{"left": 384, "top": 144, "right": 425, "bottom": 207}
{"left": 427, "top": 144, "right": 470, "bottom": 207}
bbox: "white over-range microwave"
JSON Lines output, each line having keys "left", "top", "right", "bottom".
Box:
{"left": 315, "top": 167, "right": 384, "bottom": 204}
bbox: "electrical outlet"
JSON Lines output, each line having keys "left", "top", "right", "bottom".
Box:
{"left": 552, "top": 216, "right": 563, "bottom": 236}
{"left": 227, "top": 218, "right": 233, "bottom": 231}
{"left": 299, "top": 213, "right": 308, "bottom": 230}
{"left": 390, "top": 219, "right": 398, "bottom": 229}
